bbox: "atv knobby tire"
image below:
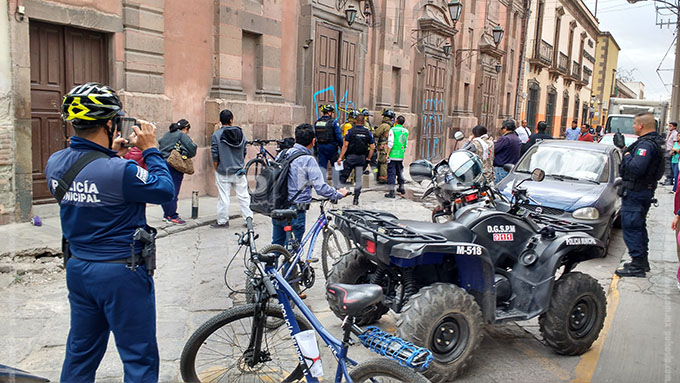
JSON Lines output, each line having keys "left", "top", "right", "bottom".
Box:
{"left": 539, "top": 271, "right": 606, "bottom": 356}
{"left": 326, "top": 249, "right": 389, "bottom": 325}
{"left": 396, "top": 283, "right": 483, "bottom": 383}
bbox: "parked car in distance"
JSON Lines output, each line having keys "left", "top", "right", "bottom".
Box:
{"left": 497, "top": 140, "right": 622, "bottom": 254}
{"left": 598, "top": 133, "right": 638, "bottom": 148}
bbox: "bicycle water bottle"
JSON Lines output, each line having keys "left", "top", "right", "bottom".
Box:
{"left": 293, "top": 330, "right": 323, "bottom": 377}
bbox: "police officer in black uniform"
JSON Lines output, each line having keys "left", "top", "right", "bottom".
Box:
{"left": 615, "top": 112, "right": 666, "bottom": 277}
{"left": 338, "top": 112, "right": 375, "bottom": 205}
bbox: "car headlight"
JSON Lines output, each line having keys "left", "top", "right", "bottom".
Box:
{"left": 572, "top": 207, "right": 599, "bottom": 220}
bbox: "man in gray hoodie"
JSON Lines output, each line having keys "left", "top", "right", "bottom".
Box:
{"left": 210, "top": 109, "right": 253, "bottom": 228}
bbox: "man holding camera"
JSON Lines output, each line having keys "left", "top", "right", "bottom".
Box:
{"left": 45, "top": 83, "right": 174, "bottom": 382}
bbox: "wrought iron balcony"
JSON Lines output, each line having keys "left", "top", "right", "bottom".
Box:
{"left": 537, "top": 40, "right": 553, "bottom": 66}
{"left": 558, "top": 52, "right": 569, "bottom": 74}
{"left": 572, "top": 61, "right": 581, "bottom": 81}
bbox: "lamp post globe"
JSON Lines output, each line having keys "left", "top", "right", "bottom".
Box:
{"left": 492, "top": 25, "right": 504, "bottom": 45}
{"left": 345, "top": 5, "right": 358, "bottom": 26}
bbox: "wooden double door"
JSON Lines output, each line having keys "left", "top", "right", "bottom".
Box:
{"left": 419, "top": 57, "right": 446, "bottom": 161}
{"left": 313, "top": 24, "right": 358, "bottom": 120}
{"left": 30, "top": 21, "right": 109, "bottom": 203}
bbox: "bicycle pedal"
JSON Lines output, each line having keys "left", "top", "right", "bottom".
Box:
{"left": 307, "top": 257, "right": 320, "bottom": 263}
{"left": 298, "top": 292, "right": 307, "bottom": 300}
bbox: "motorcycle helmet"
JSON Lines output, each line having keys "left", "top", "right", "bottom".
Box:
{"left": 409, "top": 160, "right": 434, "bottom": 182}
{"left": 381, "top": 109, "right": 396, "bottom": 119}
{"left": 447, "top": 150, "right": 484, "bottom": 186}
{"left": 320, "top": 104, "right": 335, "bottom": 114}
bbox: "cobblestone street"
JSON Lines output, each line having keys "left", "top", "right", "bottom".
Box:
{"left": 1, "top": 188, "right": 679, "bottom": 382}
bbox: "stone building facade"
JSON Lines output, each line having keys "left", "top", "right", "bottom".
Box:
{"left": 590, "top": 31, "right": 620, "bottom": 128}
{"left": 521, "top": 0, "right": 598, "bottom": 137}
{"left": 2, "top": 0, "right": 529, "bottom": 223}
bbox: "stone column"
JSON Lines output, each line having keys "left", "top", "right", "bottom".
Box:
{"left": 211, "top": 0, "right": 247, "bottom": 100}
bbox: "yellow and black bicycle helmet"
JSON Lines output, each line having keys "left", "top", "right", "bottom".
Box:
{"left": 61, "top": 82, "right": 122, "bottom": 127}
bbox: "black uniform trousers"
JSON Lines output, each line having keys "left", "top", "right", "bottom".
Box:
{"left": 340, "top": 154, "right": 367, "bottom": 194}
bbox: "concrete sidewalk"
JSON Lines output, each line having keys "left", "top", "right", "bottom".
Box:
{"left": 0, "top": 195, "right": 244, "bottom": 261}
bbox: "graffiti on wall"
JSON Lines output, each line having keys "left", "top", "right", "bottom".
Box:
{"left": 421, "top": 98, "right": 445, "bottom": 160}
{"left": 313, "top": 86, "right": 356, "bottom": 122}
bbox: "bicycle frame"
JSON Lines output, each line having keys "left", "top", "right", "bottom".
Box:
{"left": 260, "top": 261, "right": 357, "bottom": 383}
{"left": 283, "top": 210, "right": 329, "bottom": 280}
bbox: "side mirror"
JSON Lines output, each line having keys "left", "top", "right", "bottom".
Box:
{"left": 454, "top": 131, "right": 465, "bottom": 141}
{"left": 503, "top": 163, "right": 514, "bottom": 172}
{"left": 531, "top": 168, "right": 545, "bottom": 182}
{"left": 409, "top": 160, "right": 434, "bottom": 182}
{"left": 613, "top": 177, "right": 623, "bottom": 187}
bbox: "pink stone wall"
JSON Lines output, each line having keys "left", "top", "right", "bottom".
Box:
{"left": 163, "top": 0, "right": 214, "bottom": 198}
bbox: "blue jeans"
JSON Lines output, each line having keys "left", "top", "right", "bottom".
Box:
{"left": 621, "top": 189, "right": 653, "bottom": 259}
{"left": 317, "top": 144, "right": 340, "bottom": 187}
{"left": 673, "top": 161, "right": 679, "bottom": 192}
{"left": 494, "top": 167, "right": 509, "bottom": 183}
{"left": 161, "top": 165, "right": 184, "bottom": 219}
{"left": 272, "top": 210, "right": 306, "bottom": 247}
{"left": 61, "top": 258, "right": 158, "bottom": 383}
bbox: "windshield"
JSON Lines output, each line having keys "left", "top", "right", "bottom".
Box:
{"left": 606, "top": 116, "right": 635, "bottom": 134}
{"left": 516, "top": 146, "right": 608, "bottom": 182}
{"left": 599, "top": 135, "right": 637, "bottom": 147}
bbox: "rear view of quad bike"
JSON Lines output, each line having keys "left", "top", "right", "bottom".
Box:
{"left": 326, "top": 166, "right": 607, "bottom": 382}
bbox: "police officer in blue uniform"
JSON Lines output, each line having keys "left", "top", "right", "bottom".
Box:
{"left": 615, "top": 112, "right": 665, "bottom": 278}
{"left": 338, "top": 112, "right": 375, "bottom": 205}
{"left": 45, "top": 83, "right": 174, "bottom": 382}
{"left": 314, "top": 104, "right": 343, "bottom": 186}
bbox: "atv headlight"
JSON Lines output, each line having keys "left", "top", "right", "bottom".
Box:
{"left": 572, "top": 207, "right": 599, "bottom": 220}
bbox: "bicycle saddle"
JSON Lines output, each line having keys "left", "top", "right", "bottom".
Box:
{"left": 326, "top": 283, "right": 383, "bottom": 317}
{"left": 271, "top": 209, "right": 298, "bottom": 220}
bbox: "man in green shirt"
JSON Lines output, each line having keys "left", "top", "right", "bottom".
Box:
{"left": 385, "top": 115, "right": 409, "bottom": 198}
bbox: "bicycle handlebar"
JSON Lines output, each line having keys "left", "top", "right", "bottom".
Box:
{"left": 247, "top": 139, "right": 284, "bottom": 146}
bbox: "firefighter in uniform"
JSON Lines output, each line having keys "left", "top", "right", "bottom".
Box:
{"left": 615, "top": 112, "right": 666, "bottom": 277}
{"left": 374, "top": 109, "right": 396, "bottom": 184}
{"left": 314, "top": 104, "right": 343, "bottom": 186}
{"left": 338, "top": 112, "right": 375, "bottom": 205}
{"left": 360, "top": 108, "right": 379, "bottom": 178}
{"left": 342, "top": 109, "right": 358, "bottom": 137}
{"left": 45, "top": 83, "right": 174, "bottom": 382}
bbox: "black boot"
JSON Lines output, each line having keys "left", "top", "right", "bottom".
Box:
{"left": 397, "top": 184, "right": 406, "bottom": 195}
{"left": 353, "top": 193, "right": 360, "bottom": 205}
{"left": 615, "top": 257, "right": 647, "bottom": 278}
{"left": 384, "top": 190, "right": 396, "bottom": 198}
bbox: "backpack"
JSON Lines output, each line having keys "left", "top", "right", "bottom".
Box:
{"left": 249, "top": 149, "right": 311, "bottom": 216}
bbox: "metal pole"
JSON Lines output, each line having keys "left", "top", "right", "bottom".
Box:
{"left": 670, "top": 15, "right": 680, "bottom": 123}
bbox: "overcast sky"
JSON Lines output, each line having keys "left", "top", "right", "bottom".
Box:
{"left": 581, "top": 0, "right": 676, "bottom": 100}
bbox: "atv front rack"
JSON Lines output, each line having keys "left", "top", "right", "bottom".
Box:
{"left": 529, "top": 212, "right": 594, "bottom": 232}
{"left": 329, "top": 209, "right": 447, "bottom": 243}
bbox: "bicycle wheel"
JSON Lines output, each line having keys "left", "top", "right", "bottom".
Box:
{"left": 245, "top": 158, "right": 267, "bottom": 195}
{"left": 321, "top": 224, "right": 352, "bottom": 278}
{"left": 180, "top": 304, "right": 311, "bottom": 383}
{"left": 349, "top": 358, "right": 430, "bottom": 383}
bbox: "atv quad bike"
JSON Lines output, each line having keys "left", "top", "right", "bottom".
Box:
{"left": 326, "top": 169, "right": 607, "bottom": 382}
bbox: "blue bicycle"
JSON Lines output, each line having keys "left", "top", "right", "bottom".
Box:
{"left": 180, "top": 217, "right": 433, "bottom": 382}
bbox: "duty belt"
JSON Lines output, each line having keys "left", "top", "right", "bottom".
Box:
{"left": 623, "top": 180, "right": 655, "bottom": 192}
{"left": 70, "top": 254, "right": 144, "bottom": 266}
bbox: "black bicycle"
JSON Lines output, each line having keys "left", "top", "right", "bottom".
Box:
{"left": 180, "top": 216, "right": 433, "bottom": 382}
{"left": 244, "top": 138, "right": 292, "bottom": 194}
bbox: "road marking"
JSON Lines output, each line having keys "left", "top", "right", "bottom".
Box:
{"left": 570, "top": 275, "right": 621, "bottom": 383}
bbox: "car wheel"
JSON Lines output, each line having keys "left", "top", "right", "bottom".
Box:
{"left": 601, "top": 216, "right": 614, "bottom": 257}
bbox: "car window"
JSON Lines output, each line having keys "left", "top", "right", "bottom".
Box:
{"left": 612, "top": 151, "right": 621, "bottom": 178}
{"left": 516, "top": 146, "right": 608, "bottom": 182}
{"left": 599, "top": 157, "right": 610, "bottom": 183}
{"left": 599, "top": 135, "right": 637, "bottom": 147}
{"left": 606, "top": 116, "right": 635, "bottom": 135}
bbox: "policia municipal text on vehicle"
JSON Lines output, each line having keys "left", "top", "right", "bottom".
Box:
{"left": 338, "top": 111, "right": 376, "bottom": 205}
{"left": 614, "top": 112, "right": 665, "bottom": 278}
{"left": 45, "top": 83, "right": 174, "bottom": 382}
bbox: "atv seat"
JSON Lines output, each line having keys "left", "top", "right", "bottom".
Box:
{"left": 395, "top": 220, "right": 473, "bottom": 242}
{"left": 326, "top": 283, "right": 383, "bottom": 317}
{"left": 271, "top": 209, "right": 298, "bottom": 221}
